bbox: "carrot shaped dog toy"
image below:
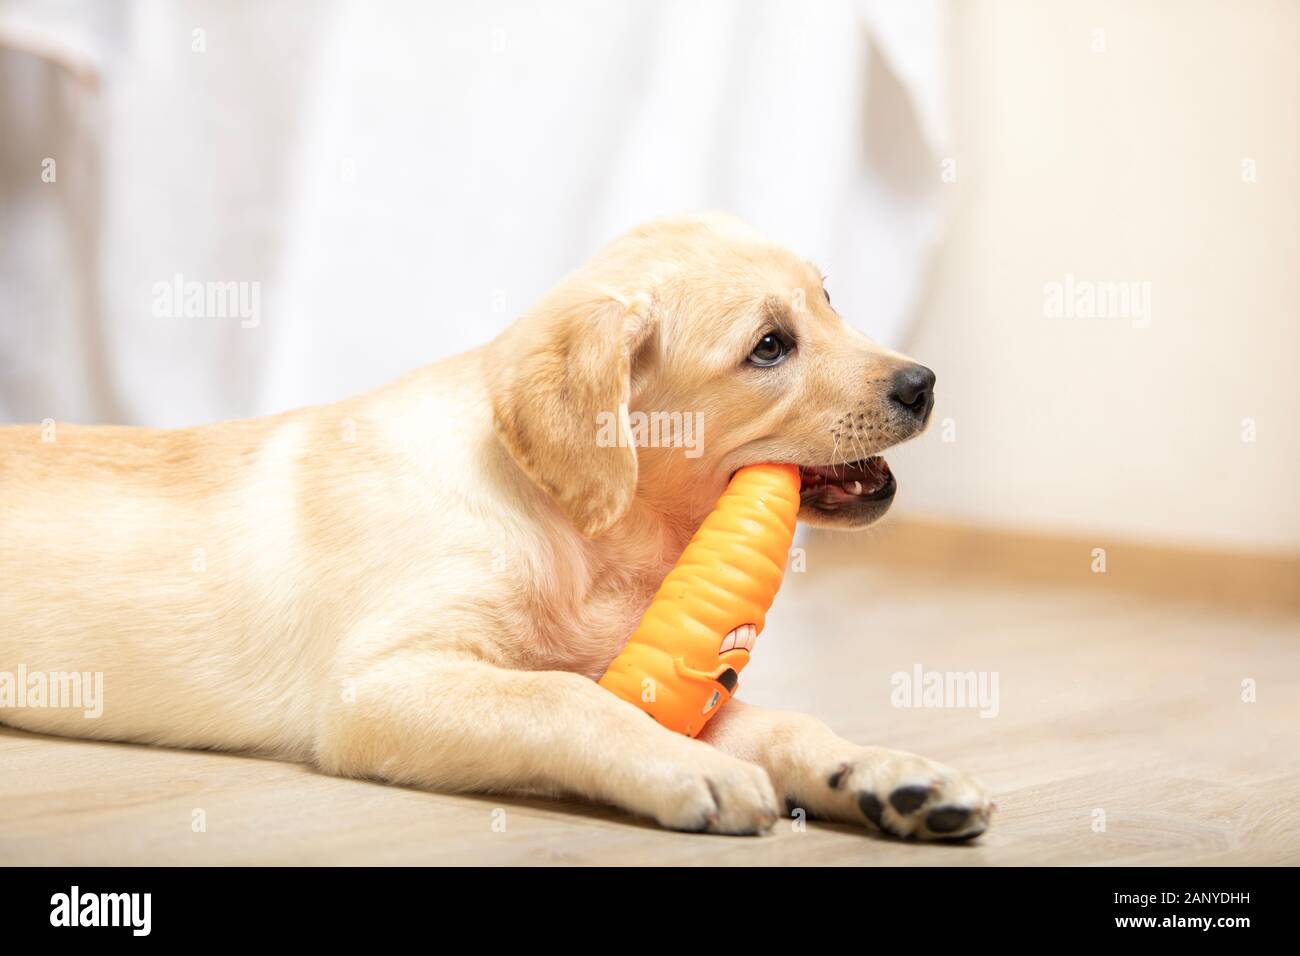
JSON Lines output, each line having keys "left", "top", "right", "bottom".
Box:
{"left": 599, "top": 463, "right": 801, "bottom": 737}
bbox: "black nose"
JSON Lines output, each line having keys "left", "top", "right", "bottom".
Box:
{"left": 889, "top": 364, "right": 936, "bottom": 422}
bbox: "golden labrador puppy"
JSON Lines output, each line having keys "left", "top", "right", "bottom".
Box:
{"left": 0, "top": 214, "right": 991, "bottom": 839}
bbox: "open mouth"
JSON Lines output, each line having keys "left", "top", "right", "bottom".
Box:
{"left": 797, "top": 456, "right": 896, "bottom": 512}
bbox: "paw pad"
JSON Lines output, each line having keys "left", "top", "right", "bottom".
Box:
{"left": 857, "top": 792, "right": 885, "bottom": 828}
{"left": 888, "top": 784, "right": 931, "bottom": 814}
{"left": 925, "top": 806, "right": 972, "bottom": 835}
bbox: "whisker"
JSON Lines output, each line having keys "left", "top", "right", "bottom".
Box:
{"left": 852, "top": 427, "right": 869, "bottom": 464}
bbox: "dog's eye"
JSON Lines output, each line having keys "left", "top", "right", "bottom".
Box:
{"left": 823, "top": 287, "right": 831, "bottom": 305}
{"left": 748, "top": 332, "right": 790, "bottom": 367}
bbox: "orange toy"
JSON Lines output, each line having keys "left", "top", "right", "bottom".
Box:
{"left": 599, "top": 463, "right": 801, "bottom": 737}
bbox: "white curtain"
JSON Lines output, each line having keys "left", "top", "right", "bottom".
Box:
{"left": 0, "top": 0, "right": 946, "bottom": 427}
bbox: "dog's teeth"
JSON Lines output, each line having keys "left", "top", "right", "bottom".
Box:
{"left": 851, "top": 481, "right": 863, "bottom": 495}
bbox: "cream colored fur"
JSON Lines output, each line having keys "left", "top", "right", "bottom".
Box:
{"left": 0, "top": 214, "right": 991, "bottom": 839}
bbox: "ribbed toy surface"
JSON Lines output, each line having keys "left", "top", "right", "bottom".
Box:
{"left": 598, "top": 464, "right": 801, "bottom": 736}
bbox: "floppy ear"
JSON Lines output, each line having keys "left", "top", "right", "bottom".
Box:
{"left": 486, "top": 291, "right": 656, "bottom": 538}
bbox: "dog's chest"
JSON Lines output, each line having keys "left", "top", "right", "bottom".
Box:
{"left": 563, "top": 575, "right": 658, "bottom": 679}
{"left": 524, "top": 555, "right": 668, "bottom": 679}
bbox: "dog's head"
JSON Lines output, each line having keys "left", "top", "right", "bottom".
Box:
{"left": 487, "top": 213, "right": 935, "bottom": 538}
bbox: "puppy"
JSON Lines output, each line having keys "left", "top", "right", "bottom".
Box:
{"left": 0, "top": 213, "right": 991, "bottom": 839}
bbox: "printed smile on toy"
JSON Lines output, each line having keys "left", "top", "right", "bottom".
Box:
{"left": 797, "top": 456, "right": 896, "bottom": 514}
{"left": 719, "top": 623, "right": 757, "bottom": 654}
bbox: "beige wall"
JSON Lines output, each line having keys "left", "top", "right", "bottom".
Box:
{"left": 889, "top": 0, "right": 1299, "bottom": 553}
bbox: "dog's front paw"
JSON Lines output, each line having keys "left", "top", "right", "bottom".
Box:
{"left": 815, "top": 748, "right": 993, "bottom": 841}
{"left": 642, "top": 747, "right": 780, "bottom": 836}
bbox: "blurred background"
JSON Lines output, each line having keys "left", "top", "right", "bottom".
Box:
{"left": 2, "top": 0, "right": 1296, "bottom": 568}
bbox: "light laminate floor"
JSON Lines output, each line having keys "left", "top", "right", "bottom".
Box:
{"left": 2, "top": 539, "right": 1297, "bottom": 865}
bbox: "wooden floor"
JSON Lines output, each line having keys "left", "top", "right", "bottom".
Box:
{"left": 2, "top": 532, "right": 1298, "bottom": 866}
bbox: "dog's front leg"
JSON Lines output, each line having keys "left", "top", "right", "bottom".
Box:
{"left": 315, "top": 654, "right": 779, "bottom": 834}
{"left": 698, "top": 699, "right": 993, "bottom": 840}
